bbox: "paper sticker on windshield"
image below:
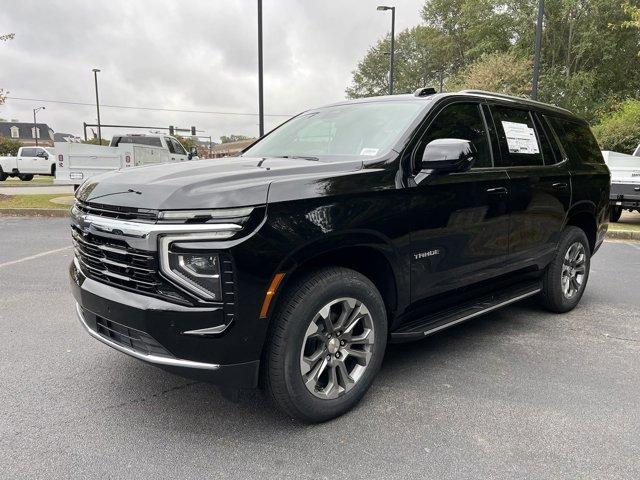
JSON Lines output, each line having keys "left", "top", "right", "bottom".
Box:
{"left": 501, "top": 121, "right": 540, "bottom": 154}
{"left": 360, "top": 148, "right": 379, "bottom": 156}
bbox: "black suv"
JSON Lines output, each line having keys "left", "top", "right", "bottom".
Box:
{"left": 71, "top": 89, "right": 609, "bottom": 422}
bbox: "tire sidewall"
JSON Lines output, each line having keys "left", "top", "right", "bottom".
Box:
{"left": 546, "top": 227, "right": 591, "bottom": 312}
{"left": 278, "top": 270, "right": 387, "bottom": 421}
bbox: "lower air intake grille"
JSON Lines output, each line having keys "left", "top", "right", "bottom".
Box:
{"left": 96, "top": 317, "right": 173, "bottom": 358}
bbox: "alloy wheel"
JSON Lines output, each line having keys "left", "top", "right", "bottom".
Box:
{"left": 561, "top": 242, "right": 586, "bottom": 299}
{"left": 299, "top": 297, "right": 375, "bottom": 400}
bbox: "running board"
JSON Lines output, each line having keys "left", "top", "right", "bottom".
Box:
{"left": 390, "top": 281, "right": 541, "bottom": 342}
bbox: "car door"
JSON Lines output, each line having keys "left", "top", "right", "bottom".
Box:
{"left": 486, "top": 104, "right": 571, "bottom": 262}
{"left": 171, "top": 139, "right": 189, "bottom": 162}
{"left": 409, "top": 101, "right": 510, "bottom": 301}
{"left": 34, "top": 148, "right": 51, "bottom": 173}
{"left": 17, "top": 147, "right": 38, "bottom": 173}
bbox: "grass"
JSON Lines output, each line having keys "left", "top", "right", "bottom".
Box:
{"left": 0, "top": 193, "right": 72, "bottom": 210}
{"left": 2, "top": 175, "right": 54, "bottom": 186}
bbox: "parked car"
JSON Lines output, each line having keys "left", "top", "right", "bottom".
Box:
{"left": 69, "top": 89, "right": 609, "bottom": 422}
{"left": 0, "top": 146, "right": 56, "bottom": 181}
{"left": 55, "top": 134, "right": 198, "bottom": 188}
{"left": 602, "top": 149, "right": 640, "bottom": 222}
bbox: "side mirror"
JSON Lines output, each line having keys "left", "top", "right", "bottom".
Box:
{"left": 190, "top": 146, "right": 197, "bottom": 155}
{"left": 420, "top": 138, "right": 475, "bottom": 174}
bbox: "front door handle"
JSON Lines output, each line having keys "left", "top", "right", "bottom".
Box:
{"left": 552, "top": 182, "right": 568, "bottom": 190}
{"left": 486, "top": 187, "right": 508, "bottom": 195}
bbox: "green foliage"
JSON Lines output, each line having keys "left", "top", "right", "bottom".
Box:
{"left": 0, "top": 136, "right": 23, "bottom": 155}
{"left": 220, "top": 134, "right": 250, "bottom": 144}
{"left": 81, "top": 138, "right": 109, "bottom": 146}
{"left": 347, "top": 0, "right": 640, "bottom": 123}
{"left": 592, "top": 99, "right": 640, "bottom": 153}
{"left": 176, "top": 135, "right": 197, "bottom": 149}
{"left": 446, "top": 51, "right": 532, "bottom": 96}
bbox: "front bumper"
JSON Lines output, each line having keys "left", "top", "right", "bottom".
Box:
{"left": 72, "top": 261, "right": 260, "bottom": 388}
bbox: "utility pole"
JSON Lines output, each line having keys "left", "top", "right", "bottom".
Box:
{"left": 33, "top": 107, "right": 45, "bottom": 146}
{"left": 257, "top": 0, "right": 264, "bottom": 137}
{"left": 92, "top": 68, "right": 102, "bottom": 143}
{"left": 532, "top": 0, "right": 544, "bottom": 100}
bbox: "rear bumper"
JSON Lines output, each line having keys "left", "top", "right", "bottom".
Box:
{"left": 71, "top": 260, "right": 260, "bottom": 388}
{"left": 610, "top": 182, "right": 640, "bottom": 208}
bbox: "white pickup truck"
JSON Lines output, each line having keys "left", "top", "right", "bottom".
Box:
{"left": 602, "top": 149, "right": 640, "bottom": 222}
{"left": 0, "top": 146, "right": 56, "bottom": 181}
{"left": 54, "top": 134, "right": 198, "bottom": 188}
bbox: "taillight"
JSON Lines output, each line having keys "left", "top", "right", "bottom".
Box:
{"left": 58, "top": 154, "right": 64, "bottom": 167}
{"left": 125, "top": 154, "right": 131, "bottom": 166}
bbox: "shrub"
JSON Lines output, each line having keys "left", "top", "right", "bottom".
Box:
{"left": 592, "top": 99, "right": 640, "bottom": 154}
{"left": 0, "top": 136, "right": 22, "bottom": 155}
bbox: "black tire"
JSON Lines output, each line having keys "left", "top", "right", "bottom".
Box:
{"left": 609, "top": 206, "right": 622, "bottom": 223}
{"left": 538, "top": 226, "right": 591, "bottom": 313}
{"left": 19, "top": 174, "right": 34, "bottom": 181}
{"left": 50, "top": 164, "right": 56, "bottom": 176}
{"left": 0, "top": 169, "right": 7, "bottom": 181}
{"left": 263, "top": 267, "right": 387, "bottom": 423}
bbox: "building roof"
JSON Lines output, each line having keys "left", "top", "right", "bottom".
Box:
{"left": 53, "top": 132, "right": 81, "bottom": 142}
{"left": 0, "top": 121, "right": 54, "bottom": 140}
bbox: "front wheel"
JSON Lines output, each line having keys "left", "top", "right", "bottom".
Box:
{"left": 538, "top": 226, "right": 591, "bottom": 313}
{"left": 19, "top": 174, "right": 34, "bottom": 181}
{"left": 609, "top": 205, "right": 622, "bottom": 223}
{"left": 264, "top": 267, "right": 387, "bottom": 423}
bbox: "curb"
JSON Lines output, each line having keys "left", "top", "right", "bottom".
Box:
{"left": 606, "top": 229, "right": 640, "bottom": 241}
{"left": 0, "top": 208, "right": 69, "bottom": 218}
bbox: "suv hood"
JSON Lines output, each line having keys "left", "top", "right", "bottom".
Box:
{"left": 76, "top": 157, "right": 363, "bottom": 210}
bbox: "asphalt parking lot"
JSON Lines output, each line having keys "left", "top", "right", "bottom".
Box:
{"left": 1, "top": 216, "right": 639, "bottom": 479}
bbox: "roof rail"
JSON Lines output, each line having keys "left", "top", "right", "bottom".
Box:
{"left": 459, "top": 90, "right": 572, "bottom": 113}
{"left": 414, "top": 87, "right": 437, "bottom": 97}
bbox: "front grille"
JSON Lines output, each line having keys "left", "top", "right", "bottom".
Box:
{"left": 96, "top": 317, "right": 173, "bottom": 358}
{"left": 75, "top": 200, "right": 158, "bottom": 222}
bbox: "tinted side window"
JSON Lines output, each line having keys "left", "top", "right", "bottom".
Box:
{"left": 417, "top": 102, "right": 492, "bottom": 169}
{"left": 172, "top": 139, "right": 187, "bottom": 156}
{"left": 490, "top": 106, "right": 543, "bottom": 167}
{"left": 165, "top": 138, "right": 176, "bottom": 154}
{"left": 546, "top": 117, "right": 604, "bottom": 165}
{"left": 532, "top": 114, "right": 560, "bottom": 165}
{"left": 21, "top": 148, "right": 36, "bottom": 157}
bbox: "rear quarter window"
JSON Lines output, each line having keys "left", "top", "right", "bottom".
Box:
{"left": 546, "top": 117, "right": 604, "bottom": 165}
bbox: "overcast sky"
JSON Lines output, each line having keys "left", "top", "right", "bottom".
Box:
{"left": 0, "top": 0, "right": 424, "bottom": 142}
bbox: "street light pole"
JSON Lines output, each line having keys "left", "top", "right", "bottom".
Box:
{"left": 92, "top": 68, "right": 102, "bottom": 143}
{"left": 377, "top": 6, "right": 396, "bottom": 95}
{"left": 33, "top": 106, "right": 45, "bottom": 147}
{"left": 257, "top": 0, "right": 264, "bottom": 137}
{"left": 532, "top": 0, "right": 544, "bottom": 100}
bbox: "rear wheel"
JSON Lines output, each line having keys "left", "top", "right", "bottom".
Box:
{"left": 610, "top": 206, "right": 622, "bottom": 223}
{"left": 264, "top": 267, "right": 387, "bottom": 423}
{"left": 0, "top": 169, "right": 7, "bottom": 181}
{"left": 19, "top": 174, "right": 34, "bottom": 181}
{"left": 538, "top": 226, "right": 590, "bottom": 313}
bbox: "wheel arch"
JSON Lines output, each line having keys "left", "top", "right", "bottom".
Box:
{"left": 564, "top": 201, "right": 597, "bottom": 253}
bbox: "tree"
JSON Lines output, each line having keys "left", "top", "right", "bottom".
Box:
{"left": 0, "top": 137, "right": 22, "bottom": 156}
{"left": 220, "top": 134, "right": 251, "bottom": 144}
{"left": 592, "top": 99, "right": 640, "bottom": 153}
{"left": 346, "top": 26, "right": 454, "bottom": 98}
{"left": 176, "top": 135, "right": 197, "bottom": 150}
{"left": 0, "top": 34, "right": 15, "bottom": 106}
{"left": 346, "top": 0, "right": 640, "bottom": 122}
{"left": 446, "top": 51, "right": 532, "bottom": 97}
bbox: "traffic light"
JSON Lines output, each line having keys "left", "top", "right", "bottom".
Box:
{"left": 191, "top": 126, "right": 196, "bottom": 136}
{"left": 169, "top": 126, "right": 174, "bottom": 135}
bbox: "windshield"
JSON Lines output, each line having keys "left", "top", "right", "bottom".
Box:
{"left": 242, "top": 101, "right": 425, "bottom": 160}
{"left": 112, "top": 136, "right": 162, "bottom": 147}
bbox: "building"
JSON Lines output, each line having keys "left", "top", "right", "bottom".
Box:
{"left": 0, "top": 121, "right": 55, "bottom": 147}
{"left": 53, "top": 132, "right": 81, "bottom": 143}
{"left": 209, "top": 139, "right": 256, "bottom": 158}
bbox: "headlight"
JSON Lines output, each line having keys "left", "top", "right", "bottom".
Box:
{"left": 159, "top": 234, "right": 229, "bottom": 301}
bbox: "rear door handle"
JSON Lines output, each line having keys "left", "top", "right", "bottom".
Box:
{"left": 486, "top": 187, "right": 508, "bottom": 195}
{"left": 552, "top": 182, "right": 568, "bottom": 190}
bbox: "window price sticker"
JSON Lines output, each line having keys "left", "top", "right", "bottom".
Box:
{"left": 501, "top": 121, "right": 540, "bottom": 155}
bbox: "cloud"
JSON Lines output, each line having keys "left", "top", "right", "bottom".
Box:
{"left": 0, "top": 0, "right": 423, "bottom": 141}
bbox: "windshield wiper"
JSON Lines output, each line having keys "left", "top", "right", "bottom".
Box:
{"left": 278, "top": 155, "right": 320, "bottom": 161}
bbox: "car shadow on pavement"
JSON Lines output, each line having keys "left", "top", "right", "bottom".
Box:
{"left": 100, "top": 298, "right": 550, "bottom": 430}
